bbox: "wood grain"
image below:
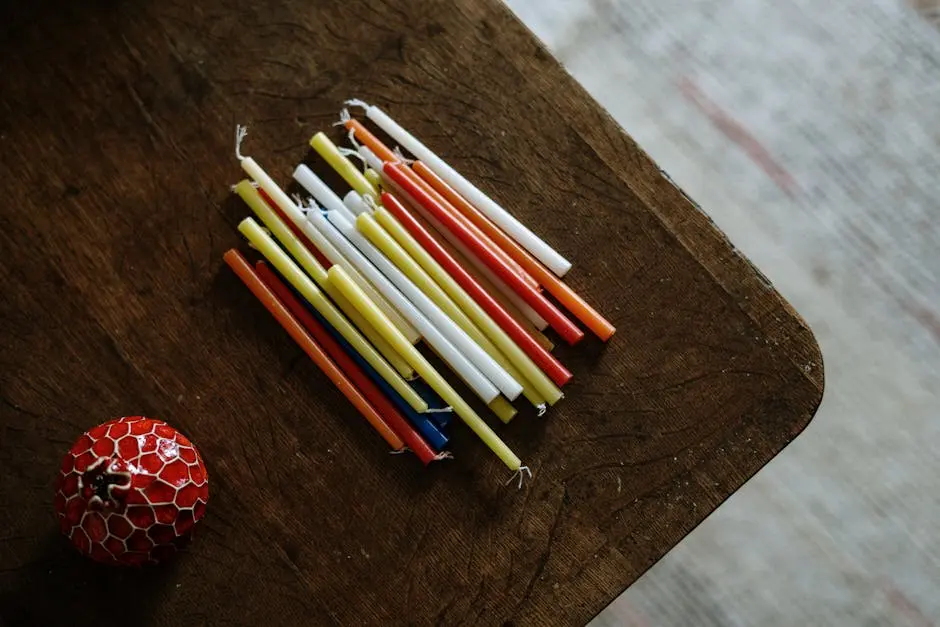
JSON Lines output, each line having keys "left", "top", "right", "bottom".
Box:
{"left": 0, "top": 0, "right": 823, "bottom": 625}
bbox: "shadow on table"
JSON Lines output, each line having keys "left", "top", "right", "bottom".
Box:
{"left": 0, "top": 526, "right": 178, "bottom": 627}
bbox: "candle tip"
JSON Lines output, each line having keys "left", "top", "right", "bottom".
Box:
{"left": 392, "top": 146, "right": 414, "bottom": 166}
{"left": 344, "top": 98, "right": 371, "bottom": 112}
{"left": 505, "top": 465, "right": 533, "bottom": 489}
{"left": 333, "top": 107, "right": 352, "bottom": 127}
{"left": 234, "top": 124, "right": 249, "bottom": 160}
{"left": 536, "top": 404, "right": 547, "bottom": 417}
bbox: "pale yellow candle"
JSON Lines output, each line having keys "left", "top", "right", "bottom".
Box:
{"left": 236, "top": 217, "right": 428, "bottom": 414}
{"left": 370, "top": 208, "right": 563, "bottom": 407}
{"left": 309, "top": 132, "right": 378, "bottom": 199}
{"left": 329, "top": 265, "right": 523, "bottom": 472}
{"left": 357, "top": 212, "right": 554, "bottom": 414}
{"left": 234, "top": 181, "right": 415, "bottom": 380}
{"left": 364, "top": 168, "right": 383, "bottom": 191}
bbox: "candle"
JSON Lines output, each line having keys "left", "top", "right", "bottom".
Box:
{"left": 356, "top": 146, "right": 539, "bottom": 291}
{"left": 356, "top": 209, "right": 546, "bottom": 411}
{"left": 329, "top": 265, "right": 525, "bottom": 472}
{"left": 309, "top": 209, "right": 504, "bottom": 405}
{"left": 348, "top": 102, "right": 573, "bottom": 277}
{"left": 255, "top": 262, "right": 448, "bottom": 456}
{"left": 341, "top": 211, "right": 522, "bottom": 401}
{"left": 234, "top": 181, "right": 416, "bottom": 380}
{"left": 379, "top": 191, "right": 573, "bottom": 387}
{"left": 222, "top": 250, "right": 405, "bottom": 453}
{"left": 249, "top": 172, "right": 421, "bottom": 347}
{"left": 309, "top": 131, "right": 378, "bottom": 199}
{"left": 261, "top": 190, "right": 332, "bottom": 269}
{"left": 357, "top": 144, "right": 552, "bottom": 333}
{"left": 413, "top": 161, "right": 616, "bottom": 342}
{"left": 292, "top": 163, "right": 357, "bottom": 224}
{"left": 364, "top": 195, "right": 566, "bottom": 404}
{"left": 385, "top": 162, "right": 586, "bottom": 345}
{"left": 236, "top": 216, "right": 428, "bottom": 414}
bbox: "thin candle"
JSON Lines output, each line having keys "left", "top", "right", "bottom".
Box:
{"left": 358, "top": 145, "right": 551, "bottom": 333}
{"left": 223, "top": 250, "right": 405, "bottom": 453}
{"left": 413, "top": 161, "right": 616, "bottom": 342}
{"left": 340, "top": 211, "right": 523, "bottom": 401}
{"left": 379, "top": 191, "right": 572, "bottom": 387}
{"left": 309, "top": 131, "right": 378, "bottom": 199}
{"left": 348, "top": 101, "right": 572, "bottom": 277}
{"left": 329, "top": 265, "right": 526, "bottom": 473}
{"left": 362, "top": 195, "right": 566, "bottom": 404}
{"left": 236, "top": 216, "right": 428, "bottom": 414}
{"left": 385, "top": 162, "right": 586, "bottom": 345}
{"left": 310, "top": 209, "right": 505, "bottom": 405}
{"left": 292, "top": 163, "right": 357, "bottom": 224}
{"left": 234, "top": 181, "right": 416, "bottom": 380}
{"left": 255, "top": 262, "right": 447, "bottom": 457}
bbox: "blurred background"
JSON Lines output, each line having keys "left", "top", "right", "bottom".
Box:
{"left": 505, "top": 0, "right": 940, "bottom": 625}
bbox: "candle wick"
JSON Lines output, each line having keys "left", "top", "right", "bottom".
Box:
{"left": 434, "top": 451, "right": 454, "bottom": 461}
{"left": 344, "top": 98, "right": 371, "bottom": 113}
{"left": 536, "top": 403, "right": 547, "bottom": 417}
{"left": 337, "top": 146, "right": 367, "bottom": 171}
{"left": 424, "top": 406, "right": 453, "bottom": 414}
{"left": 392, "top": 146, "right": 415, "bottom": 166}
{"left": 505, "top": 465, "right": 533, "bottom": 489}
{"left": 362, "top": 194, "right": 379, "bottom": 214}
{"left": 346, "top": 126, "right": 361, "bottom": 151}
{"left": 333, "top": 107, "right": 352, "bottom": 127}
{"left": 235, "top": 124, "right": 249, "bottom": 161}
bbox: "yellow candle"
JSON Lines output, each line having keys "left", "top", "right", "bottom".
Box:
{"left": 365, "top": 168, "right": 383, "bottom": 191}
{"left": 309, "top": 132, "right": 378, "bottom": 199}
{"left": 234, "top": 182, "right": 416, "bottom": 381}
{"left": 370, "top": 208, "right": 563, "bottom": 407}
{"left": 237, "top": 217, "right": 428, "bottom": 414}
{"left": 357, "top": 212, "right": 554, "bottom": 414}
{"left": 329, "top": 265, "right": 523, "bottom": 471}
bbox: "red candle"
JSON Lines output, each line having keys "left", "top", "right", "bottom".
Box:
{"left": 223, "top": 250, "right": 406, "bottom": 452}
{"left": 381, "top": 192, "right": 573, "bottom": 386}
{"left": 385, "top": 162, "right": 585, "bottom": 345}
{"left": 254, "top": 262, "right": 439, "bottom": 465}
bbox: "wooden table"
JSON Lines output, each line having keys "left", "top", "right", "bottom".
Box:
{"left": 0, "top": 0, "right": 824, "bottom": 624}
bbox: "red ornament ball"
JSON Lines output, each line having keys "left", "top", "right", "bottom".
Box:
{"left": 54, "top": 416, "right": 209, "bottom": 566}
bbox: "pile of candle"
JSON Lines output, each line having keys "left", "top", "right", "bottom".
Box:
{"left": 224, "top": 100, "right": 615, "bottom": 485}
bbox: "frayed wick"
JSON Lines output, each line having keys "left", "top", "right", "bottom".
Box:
{"left": 389, "top": 446, "right": 412, "bottom": 456}
{"left": 333, "top": 107, "right": 352, "bottom": 127}
{"left": 344, "top": 98, "right": 371, "bottom": 113}
{"left": 337, "top": 146, "right": 367, "bottom": 170}
{"left": 392, "top": 146, "right": 415, "bottom": 165}
{"left": 347, "top": 127, "right": 361, "bottom": 151}
{"left": 424, "top": 406, "right": 454, "bottom": 414}
{"left": 434, "top": 451, "right": 454, "bottom": 461}
{"left": 235, "top": 124, "right": 249, "bottom": 161}
{"left": 536, "top": 403, "right": 547, "bottom": 417}
{"left": 505, "top": 465, "right": 533, "bottom": 489}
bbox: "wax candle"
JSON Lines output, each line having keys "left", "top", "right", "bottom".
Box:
{"left": 329, "top": 265, "right": 525, "bottom": 473}
{"left": 379, "top": 191, "right": 572, "bottom": 387}
{"left": 255, "top": 262, "right": 448, "bottom": 456}
{"left": 347, "top": 101, "right": 572, "bottom": 277}
{"left": 235, "top": 181, "right": 416, "bottom": 380}
{"left": 356, "top": 209, "right": 547, "bottom": 412}
{"left": 223, "top": 250, "right": 405, "bottom": 453}
{"left": 385, "top": 162, "right": 586, "bottom": 345}
{"left": 413, "top": 161, "right": 616, "bottom": 341}
{"left": 358, "top": 145, "right": 552, "bottom": 333}
{"left": 292, "top": 164, "right": 356, "bottom": 224}
{"left": 309, "top": 209, "right": 503, "bottom": 405}
{"left": 341, "top": 211, "right": 522, "bottom": 401}
{"left": 363, "top": 197, "right": 566, "bottom": 404}
{"left": 236, "top": 217, "right": 428, "bottom": 414}
{"left": 309, "top": 132, "right": 378, "bottom": 199}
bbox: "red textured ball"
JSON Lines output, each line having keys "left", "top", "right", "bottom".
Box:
{"left": 54, "top": 416, "right": 209, "bottom": 566}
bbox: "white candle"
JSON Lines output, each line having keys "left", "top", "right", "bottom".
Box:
{"left": 292, "top": 164, "right": 356, "bottom": 223}
{"left": 343, "top": 190, "right": 370, "bottom": 216}
{"left": 355, "top": 103, "right": 573, "bottom": 277}
{"left": 308, "top": 210, "right": 506, "bottom": 404}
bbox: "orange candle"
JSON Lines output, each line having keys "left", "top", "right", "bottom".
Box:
{"left": 223, "top": 249, "right": 405, "bottom": 452}
{"left": 412, "top": 162, "right": 616, "bottom": 341}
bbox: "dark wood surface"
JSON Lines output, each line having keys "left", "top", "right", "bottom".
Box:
{"left": 0, "top": 0, "right": 824, "bottom": 625}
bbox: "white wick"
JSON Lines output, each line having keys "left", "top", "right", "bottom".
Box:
{"left": 505, "top": 465, "right": 533, "bottom": 489}
{"left": 235, "top": 124, "right": 249, "bottom": 160}
{"left": 344, "top": 98, "right": 371, "bottom": 112}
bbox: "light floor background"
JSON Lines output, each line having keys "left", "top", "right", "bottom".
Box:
{"left": 504, "top": 1, "right": 940, "bottom": 625}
